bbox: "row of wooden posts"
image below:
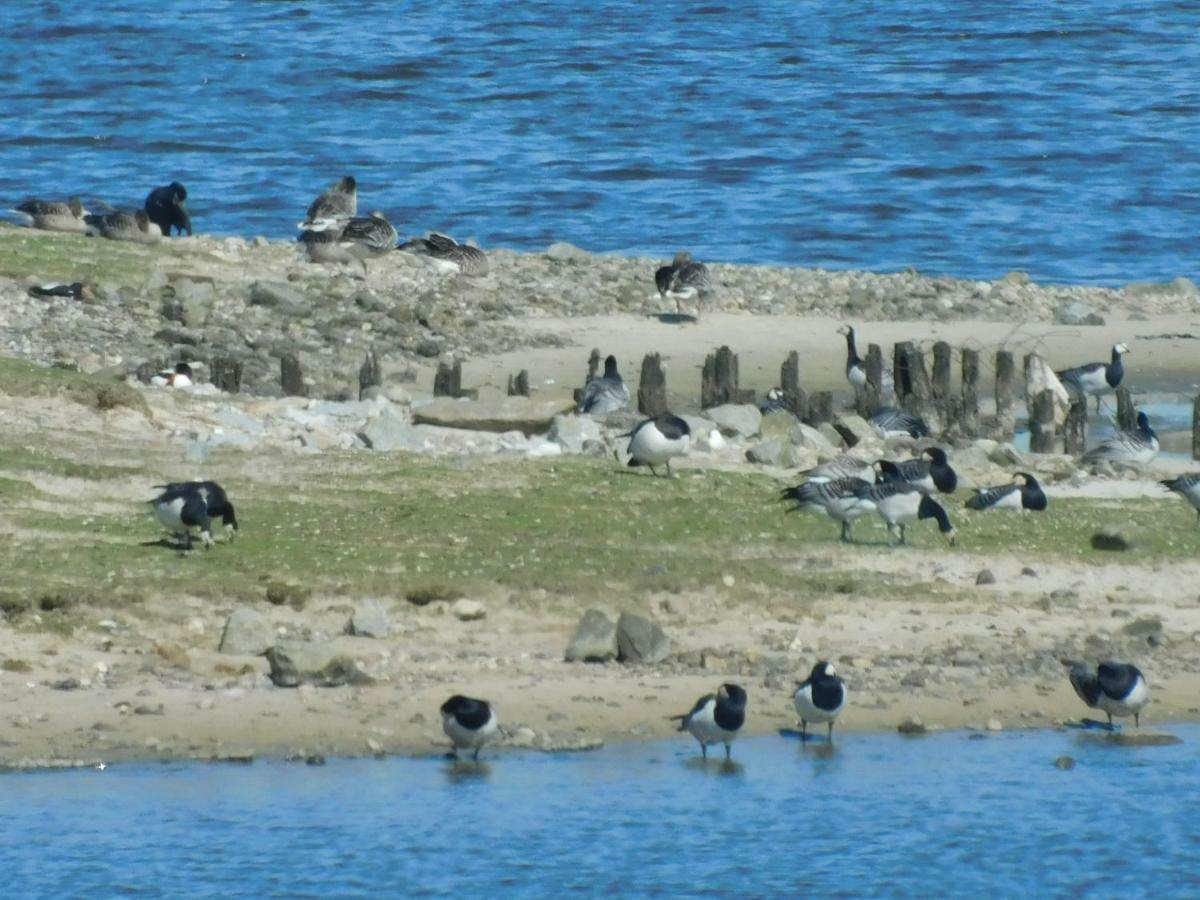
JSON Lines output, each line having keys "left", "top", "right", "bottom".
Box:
{"left": 189, "top": 342, "right": 1199, "bottom": 460}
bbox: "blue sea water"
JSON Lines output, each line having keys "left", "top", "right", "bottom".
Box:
{"left": 1, "top": 729, "right": 1198, "bottom": 897}
{"left": 1, "top": 1, "right": 1198, "bottom": 285}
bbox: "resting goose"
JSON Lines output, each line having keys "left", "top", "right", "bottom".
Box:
{"left": 298, "top": 175, "right": 357, "bottom": 229}
{"left": 1160, "top": 473, "right": 1200, "bottom": 523}
{"left": 1057, "top": 343, "right": 1129, "bottom": 413}
{"left": 578, "top": 355, "right": 630, "bottom": 415}
{"left": 396, "top": 232, "right": 489, "bottom": 276}
{"left": 671, "top": 683, "right": 747, "bottom": 760}
{"left": 150, "top": 362, "right": 194, "bottom": 388}
{"left": 780, "top": 475, "right": 876, "bottom": 543}
{"left": 1080, "top": 411, "right": 1158, "bottom": 468}
{"left": 13, "top": 196, "right": 89, "bottom": 232}
{"left": 793, "top": 661, "right": 846, "bottom": 742}
{"left": 84, "top": 209, "right": 162, "bottom": 243}
{"left": 852, "top": 480, "right": 956, "bottom": 546}
{"left": 868, "top": 406, "right": 930, "bottom": 440}
{"left": 836, "top": 325, "right": 894, "bottom": 399}
{"left": 1068, "top": 661, "right": 1149, "bottom": 728}
{"left": 655, "top": 251, "right": 713, "bottom": 316}
{"left": 877, "top": 447, "right": 957, "bottom": 495}
{"left": 965, "top": 472, "right": 1047, "bottom": 512}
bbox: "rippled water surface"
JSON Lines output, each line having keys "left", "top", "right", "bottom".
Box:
{"left": 2, "top": 1, "right": 1198, "bottom": 284}
{"left": 2, "top": 728, "right": 1198, "bottom": 896}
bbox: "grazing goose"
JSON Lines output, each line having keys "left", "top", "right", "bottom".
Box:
{"left": 868, "top": 406, "right": 930, "bottom": 439}
{"left": 13, "top": 196, "right": 89, "bottom": 232}
{"left": 836, "top": 325, "right": 895, "bottom": 399}
{"left": 852, "top": 480, "right": 956, "bottom": 546}
{"left": 655, "top": 251, "right": 713, "bottom": 316}
{"left": 150, "top": 362, "right": 194, "bottom": 388}
{"left": 1160, "top": 473, "right": 1200, "bottom": 523}
{"left": 396, "top": 232, "right": 489, "bottom": 276}
{"left": 671, "top": 683, "right": 747, "bottom": 760}
{"left": 781, "top": 476, "right": 875, "bottom": 543}
{"left": 153, "top": 480, "right": 238, "bottom": 541}
{"left": 624, "top": 413, "right": 691, "bottom": 476}
{"left": 793, "top": 661, "right": 846, "bottom": 742}
{"left": 965, "top": 471, "right": 1047, "bottom": 512}
{"left": 84, "top": 209, "right": 162, "bottom": 243}
{"left": 578, "top": 355, "right": 630, "bottom": 415}
{"left": 144, "top": 181, "right": 191, "bottom": 236}
{"left": 877, "top": 447, "right": 957, "bottom": 495}
{"left": 1080, "top": 411, "right": 1158, "bottom": 468}
{"left": 1068, "top": 661, "right": 1149, "bottom": 728}
{"left": 799, "top": 454, "right": 877, "bottom": 484}
{"left": 298, "top": 175, "right": 357, "bottom": 229}
{"left": 1057, "top": 343, "right": 1129, "bottom": 413}
{"left": 440, "top": 695, "right": 499, "bottom": 760}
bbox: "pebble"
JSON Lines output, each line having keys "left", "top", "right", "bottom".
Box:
{"left": 898, "top": 716, "right": 927, "bottom": 735}
{"left": 975, "top": 569, "right": 997, "bottom": 586}
{"left": 451, "top": 599, "right": 487, "bottom": 622}
{"left": 986, "top": 718, "right": 1003, "bottom": 732}
{"left": 1054, "top": 756, "right": 1076, "bottom": 770}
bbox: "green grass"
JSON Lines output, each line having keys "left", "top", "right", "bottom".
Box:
{"left": 0, "top": 357, "right": 146, "bottom": 413}
{"left": 0, "top": 222, "right": 161, "bottom": 285}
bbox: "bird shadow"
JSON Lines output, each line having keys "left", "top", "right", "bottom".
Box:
{"left": 683, "top": 756, "right": 744, "bottom": 777}
{"left": 1064, "top": 718, "right": 1118, "bottom": 732}
{"left": 139, "top": 538, "right": 195, "bottom": 553}
{"left": 442, "top": 758, "right": 493, "bottom": 783}
{"left": 649, "top": 312, "right": 700, "bottom": 326}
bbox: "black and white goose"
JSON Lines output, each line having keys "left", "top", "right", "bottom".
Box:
{"left": 440, "top": 695, "right": 499, "bottom": 760}
{"left": 84, "top": 209, "right": 162, "bottom": 244}
{"left": 781, "top": 476, "right": 875, "bottom": 543}
{"left": 793, "top": 661, "right": 847, "bottom": 742}
{"left": 1080, "top": 411, "right": 1159, "bottom": 468}
{"left": 877, "top": 447, "right": 957, "bottom": 495}
{"left": 852, "top": 480, "right": 956, "bottom": 546}
{"left": 1160, "top": 473, "right": 1200, "bottom": 523}
{"left": 1068, "top": 661, "right": 1149, "bottom": 728}
{"left": 150, "top": 480, "right": 238, "bottom": 549}
{"left": 836, "top": 325, "right": 894, "bottom": 399}
{"left": 578, "top": 355, "right": 630, "bottom": 415}
{"left": 298, "top": 175, "right": 357, "bottom": 229}
{"left": 13, "top": 196, "right": 90, "bottom": 233}
{"left": 868, "top": 406, "right": 930, "bottom": 439}
{"left": 28, "top": 282, "right": 84, "bottom": 300}
{"left": 144, "top": 181, "right": 191, "bottom": 236}
{"left": 799, "top": 454, "right": 877, "bottom": 484}
{"left": 966, "top": 472, "right": 1047, "bottom": 512}
{"left": 671, "top": 683, "right": 747, "bottom": 759}
{"left": 624, "top": 413, "right": 691, "bottom": 477}
{"left": 150, "top": 362, "right": 194, "bottom": 388}
{"left": 396, "top": 233, "right": 489, "bottom": 276}
{"left": 655, "top": 251, "right": 714, "bottom": 316}
{"left": 1057, "top": 343, "right": 1129, "bottom": 413}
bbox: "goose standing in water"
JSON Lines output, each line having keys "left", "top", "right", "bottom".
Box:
{"left": 655, "top": 251, "right": 713, "bottom": 318}
{"left": 1068, "top": 661, "right": 1149, "bottom": 728}
{"left": 780, "top": 476, "right": 876, "bottom": 544}
{"left": 623, "top": 413, "right": 691, "bottom": 476}
{"left": 577, "top": 355, "right": 630, "bottom": 415}
{"left": 793, "top": 661, "right": 846, "bottom": 742}
{"left": 671, "top": 683, "right": 747, "bottom": 760}
{"left": 298, "top": 175, "right": 357, "bottom": 229}
{"left": 13, "top": 196, "right": 89, "bottom": 232}
{"left": 1160, "top": 473, "right": 1200, "bottom": 523}
{"left": 396, "top": 232, "right": 490, "bottom": 276}
{"left": 852, "top": 480, "right": 956, "bottom": 546}
{"left": 836, "top": 325, "right": 894, "bottom": 401}
{"left": 965, "top": 472, "right": 1048, "bottom": 512}
{"left": 1056, "top": 343, "right": 1129, "bottom": 413}
{"left": 144, "top": 181, "right": 191, "bottom": 236}
{"left": 1080, "top": 411, "right": 1158, "bottom": 468}
{"left": 84, "top": 210, "right": 162, "bottom": 243}
{"left": 877, "top": 447, "right": 957, "bottom": 495}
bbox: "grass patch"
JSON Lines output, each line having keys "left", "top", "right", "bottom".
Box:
{"left": 0, "top": 222, "right": 158, "bottom": 286}
{"left": 0, "top": 357, "right": 146, "bottom": 414}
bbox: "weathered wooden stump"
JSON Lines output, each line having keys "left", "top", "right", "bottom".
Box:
{"left": 701, "top": 345, "right": 754, "bottom": 408}
{"left": 805, "top": 391, "right": 834, "bottom": 426}
{"left": 894, "top": 341, "right": 935, "bottom": 430}
{"left": 280, "top": 353, "right": 306, "bottom": 397}
{"left": 994, "top": 350, "right": 1017, "bottom": 434}
{"left": 1115, "top": 385, "right": 1136, "bottom": 431}
{"left": 1029, "top": 389, "right": 1057, "bottom": 453}
{"left": 1194, "top": 394, "right": 1200, "bottom": 460}
{"left": 212, "top": 356, "right": 243, "bottom": 393}
{"left": 574, "top": 349, "right": 603, "bottom": 405}
{"left": 932, "top": 341, "right": 954, "bottom": 428}
{"left": 1064, "top": 399, "right": 1087, "bottom": 455}
{"left": 433, "top": 360, "right": 463, "bottom": 398}
{"left": 358, "top": 350, "right": 381, "bottom": 400}
{"left": 507, "top": 369, "right": 531, "bottom": 397}
{"left": 780, "top": 351, "right": 807, "bottom": 419}
{"left": 638, "top": 354, "right": 668, "bottom": 417}
{"left": 960, "top": 348, "right": 980, "bottom": 437}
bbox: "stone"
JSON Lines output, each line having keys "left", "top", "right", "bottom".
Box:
{"left": 548, "top": 414, "right": 602, "bottom": 453}
{"left": 790, "top": 422, "right": 838, "bottom": 454}
{"left": 564, "top": 609, "right": 619, "bottom": 663}
{"left": 249, "top": 281, "right": 307, "bottom": 316}
{"left": 704, "top": 404, "right": 762, "bottom": 438}
{"left": 745, "top": 439, "right": 791, "bottom": 466}
{"left": 986, "top": 718, "right": 1003, "bottom": 732}
{"left": 1054, "top": 756, "right": 1076, "bottom": 770}
{"left": 898, "top": 716, "right": 927, "bottom": 735}
{"left": 412, "top": 396, "right": 576, "bottom": 435}
{"left": 347, "top": 599, "right": 390, "bottom": 638}
{"left": 615, "top": 611, "right": 671, "bottom": 665}
{"left": 759, "top": 409, "right": 799, "bottom": 439}
{"left": 1091, "top": 527, "right": 1134, "bottom": 552}
{"left": 545, "top": 242, "right": 592, "bottom": 263}
{"left": 832, "top": 414, "right": 875, "bottom": 446}
{"left": 1106, "top": 731, "right": 1182, "bottom": 747}
{"left": 218, "top": 608, "right": 274, "bottom": 656}
{"left": 975, "top": 569, "right": 997, "bottom": 586}
{"left": 264, "top": 642, "right": 370, "bottom": 688}
{"left": 358, "top": 409, "right": 427, "bottom": 452}
{"left": 1055, "top": 301, "right": 1105, "bottom": 326}
{"left": 451, "top": 598, "right": 487, "bottom": 622}
{"left": 1122, "top": 616, "right": 1163, "bottom": 639}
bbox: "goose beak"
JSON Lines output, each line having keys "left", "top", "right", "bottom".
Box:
{"left": 945, "top": 529, "right": 957, "bottom": 547}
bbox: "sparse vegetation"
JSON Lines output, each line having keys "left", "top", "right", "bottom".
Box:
{"left": 0, "top": 357, "right": 146, "bottom": 414}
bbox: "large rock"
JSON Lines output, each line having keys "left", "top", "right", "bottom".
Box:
{"left": 790, "top": 422, "right": 838, "bottom": 454}
{"left": 545, "top": 242, "right": 592, "bottom": 263}
{"left": 564, "top": 609, "right": 618, "bottom": 663}
{"left": 346, "top": 599, "right": 390, "bottom": 638}
{"left": 264, "top": 641, "right": 369, "bottom": 688}
{"left": 833, "top": 414, "right": 875, "bottom": 447}
{"left": 249, "top": 281, "right": 307, "bottom": 316}
{"left": 548, "top": 413, "right": 602, "bottom": 453}
{"left": 616, "top": 611, "right": 671, "bottom": 665}
{"left": 1055, "top": 301, "right": 1105, "bottom": 326}
{"left": 218, "top": 608, "right": 274, "bottom": 655}
{"left": 704, "top": 404, "right": 762, "bottom": 438}
{"left": 358, "top": 408, "right": 427, "bottom": 451}
{"left": 759, "top": 409, "right": 800, "bottom": 439}
{"left": 412, "top": 396, "right": 575, "bottom": 435}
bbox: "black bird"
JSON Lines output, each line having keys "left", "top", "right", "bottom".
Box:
{"left": 624, "top": 413, "right": 691, "bottom": 477}
{"left": 671, "top": 683, "right": 747, "bottom": 759}
{"left": 793, "top": 661, "right": 847, "bottom": 742}
{"left": 877, "top": 447, "right": 957, "bottom": 495}
{"left": 1068, "top": 661, "right": 1149, "bottom": 728}
{"left": 1160, "top": 473, "right": 1200, "bottom": 524}
{"left": 144, "top": 182, "right": 191, "bottom": 236}
{"left": 151, "top": 480, "right": 238, "bottom": 546}
{"left": 28, "top": 282, "right": 84, "bottom": 300}
{"left": 965, "top": 472, "right": 1048, "bottom": 512}
{"left": 440, "top": 695, "right": 499, "bottom": 760}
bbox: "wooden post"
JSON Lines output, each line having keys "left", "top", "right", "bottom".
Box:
{"left": 864, "top": 343, "right": 886, "bottom": 411}
{"left": 1029, "top": 389, "right": 1057, "bottom": 453}
{"left": 358, "top": 350, "right": 381, "bottom": 400}
{"left": 702, "top": 345, "right": 743, "bottom": 408}
{"left": 638, "top": 354, "right": 667, "bottom": 417}
{"left": 1064, "top": 399, "right": 1087, "bottom": 455}
{"left": 960, "top": 348, "right": 980, "bottom": 437}
{"left": 1115, "top": 385, "right": 1136, "bottom": 432}
{"left": 280, "top": 353, "right": 306, "bottom": 397}
{"left": 995, "top": 350, "right": 1016, "bottom": 435}
{"left": 574, "top": 349, "right": 603, "bottom": 406}
{"left": 1194, "top": 394, "right": 1200, "bottom": 460}
{"left": 805, "top": 391, "right": 834, "bottom": 426}
{"left": 894, "top": 341, "right": 935, "bottom": 430}
{"left": 780, "top": 351, "right": 807, "bottom": 419}
{"left": 507, "top": 370, "right": 531, "bottom": 397}
{"left": 211, "top": 356, "right": 243, "bottom": 393}
{"left": 433, "top": 361, "right": 462, "bottom": 398}
{"left": 932, "top": 341, "right": 954, "bottom": 430}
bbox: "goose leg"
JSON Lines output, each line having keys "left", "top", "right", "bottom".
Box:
{"left": 1106, "top": 711, "right": 1114, "bottom": 730}
{"left": 724, "top": 742, "right": 732, "bottom": 760}
{"left": 828, "top": 722, "right": 835, "bottom": 742}
{"left": 840, "top": 521, "right": 851, "bottom": 543}
{"left": 700, "top": 742, "right": 707, "bottom": 760}
{"left": 666, "top": 460, "right": 673, "bottom": 478}
{"left": 473, "top": 746, "right": 481, "bottom": 761}
{"left": 1135, "top": 712, "right": 1140, "bottom": 728}
{"left": 898, "top": 524, "right": 907, "bottom": 546}
{"left": 800, "top": 719, "right": 808, "bottom": 742}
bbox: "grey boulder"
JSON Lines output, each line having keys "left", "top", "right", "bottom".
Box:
{"left": 616, "top": 611, "right": 671, "bottom": 665}
{"left": 564, "top": 609, "right": 619, "bottom": 663}
{"left": 218, "top": 608, "right": 274, "bottom": 656}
